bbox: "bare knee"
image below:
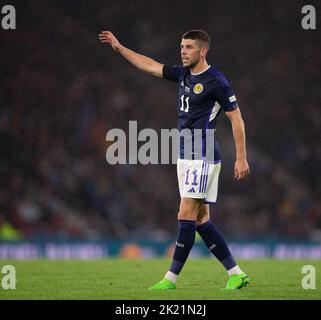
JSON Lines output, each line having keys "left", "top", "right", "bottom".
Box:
{"left": 178, "top": 207, "right": 195, "bottom": 220}
{"left": 196, "top": 204, "right": 210, "bottom": 225}
{"left": 177, "top": 198, "right": 202, "bottom": 221}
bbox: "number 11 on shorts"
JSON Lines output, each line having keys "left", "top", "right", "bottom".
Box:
{"left": 185, "top": 169, "right": 198, "bottom": 186}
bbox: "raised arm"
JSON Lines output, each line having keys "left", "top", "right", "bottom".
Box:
{"left": 225, "top": 107, "right": 250, "bottom": 180}
{"left": 99, "top": 31, "right": 164, "bottom": 78}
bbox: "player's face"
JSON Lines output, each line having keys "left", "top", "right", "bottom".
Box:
{"left": 180, "top": 39, "right": 202, "bottom": 68}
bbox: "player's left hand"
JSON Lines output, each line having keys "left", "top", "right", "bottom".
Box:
{"left": 234, "top": 158, "right": 250, "bottom": 180}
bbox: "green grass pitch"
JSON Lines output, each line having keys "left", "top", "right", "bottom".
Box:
{"left": 0, "top": 258, "right": 320, "bottom": 300}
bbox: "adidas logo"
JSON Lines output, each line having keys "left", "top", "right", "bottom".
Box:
{"left": 188, "top": 187, "right": 196, "bottom": 193}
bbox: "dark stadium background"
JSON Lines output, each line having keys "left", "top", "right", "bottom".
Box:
{"left": 0, "top": 0, "right": 320, "bottom": 258}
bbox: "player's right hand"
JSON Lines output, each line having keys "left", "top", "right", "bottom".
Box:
{"left": 234, "top": 158, "right": 250, "bottom": 180}
{"left": 99, "top": 31, "right": 121, "bottom": 51}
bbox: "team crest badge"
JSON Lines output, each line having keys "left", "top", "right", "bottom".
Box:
{"left": 193, "top": 83, "right": 203, "bottom": 94}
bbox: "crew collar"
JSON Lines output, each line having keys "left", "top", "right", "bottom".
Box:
{"left": 190, "top": 65, "right": 211, "bottom": 76}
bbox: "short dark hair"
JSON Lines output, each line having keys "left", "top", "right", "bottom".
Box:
{"left": 182, "top": 30, "right": 211, "bottom": 49}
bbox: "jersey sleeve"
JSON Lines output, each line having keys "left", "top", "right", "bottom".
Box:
{"left": 162, "top": 65, "right": 185, "bottom": 83}
{"left": 212, "top": 76, "right": 238, "bottom": 112}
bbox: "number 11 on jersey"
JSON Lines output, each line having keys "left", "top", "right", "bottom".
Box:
{"left": 180, "top": 95, "right": 190, "bottom": 113}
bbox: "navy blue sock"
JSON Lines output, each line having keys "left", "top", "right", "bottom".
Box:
{"left": 169, "top": 220, "right": 196, "bottom": 275}
{"left": 196, "top": 220, "right": 237, "bottom": 271}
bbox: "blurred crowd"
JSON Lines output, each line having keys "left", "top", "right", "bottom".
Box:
{"left": 0, "top": 0, "right": 320, "bottom": 241}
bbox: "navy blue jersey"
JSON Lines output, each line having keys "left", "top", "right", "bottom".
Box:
{"left": 163, "top": 65, "right": 238, "bottom": 161}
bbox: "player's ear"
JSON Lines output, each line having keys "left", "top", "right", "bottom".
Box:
{"left": 200, "top": 47, "right": 208, "bottom": 57}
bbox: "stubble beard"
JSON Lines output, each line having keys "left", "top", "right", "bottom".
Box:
{"left": 184, "top": 56, "right": 200, "bottom": 69}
